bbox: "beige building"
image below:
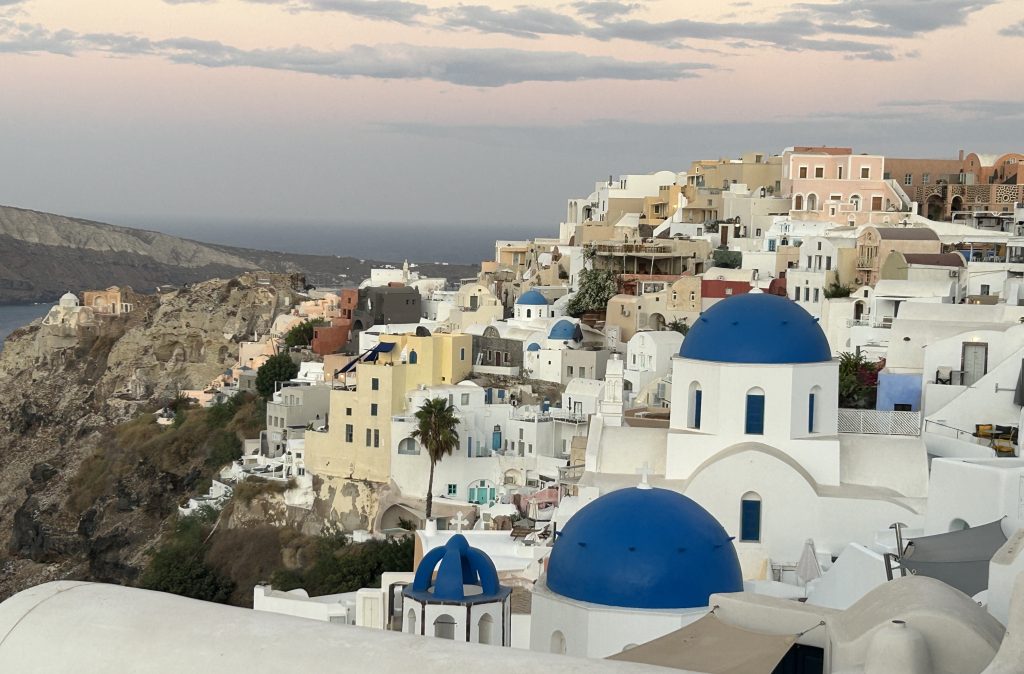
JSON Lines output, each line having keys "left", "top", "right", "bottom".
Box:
{"left": 81, "top": 286, "right": 133, "bottom": 316}
{"left": 679, "top": 152, "right": 785, "bottom": 224}
{"left": 855, "top": 226, "right": 942, "bottom": 287}
{"left": 605, "top": 276, "right": 702, "bottom": 342}
{"left": 304, "top": 332, "right": 472, "bottom": 483}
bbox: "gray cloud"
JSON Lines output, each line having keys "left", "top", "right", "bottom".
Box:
{"left": 795, "top": 0, "right": 998, "bottom": 37}
{"left": 999, "top": 20, "right": 1024, "bottom": 37}
{"left": 0, "top": 21, "right": 712, "bottom": 86}
{"left": 570, "top": 1, "right": 641, "bottom": 22}
{"left": 439, "top": 5, "right": 587, "bottom": 39}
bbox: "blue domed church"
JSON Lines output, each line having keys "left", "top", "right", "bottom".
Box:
{"left": 574, "top": 292, "right": 927, "bottom": 626}
{"left": 531, "top": 484, "right": 743, "bottom": 658}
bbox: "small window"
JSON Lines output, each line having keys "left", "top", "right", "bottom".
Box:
{"left": 374, "top": 429, "right": 380, "bottom": 448}
{"left": 460, "top": 348, "right": 466, "bottom": 361}
{"left": 745, "top": 389, "right": 765, "bottom": 435}
{"left": 370, "top": 403, "right": 378, "bottom": 416}
{"left": 799, "top": 166, "right": 808, "bottom": 179}
{"left": 981, "top": 284, "right": 990, "bottom": 296}
{"left": 725, "top": 288, "right": 733, "bottom": 296}
{"left": 825, "top": 256, "right": 832, "bottom": 270}
{"left": 814, "top": 166, "right": 824, "bottom": 178}
{"left": 904, "top": 173, "right": 913, "bottom": 185}
{"left": 365, "top": 428, "right": 372, "bottom": 446}
{"left": 740, "top": 493, "right": 762, "bottom": 542}
{"left": 813, "top": 288, "right": 820, "bottom": 303}
{"left": 461, "top": 393, "right": 470, "bottom": 406}
{"left": 922, "top": 173, "right": 930, "bottom": 184}
{"left": 861, "top": 167, "right": 870, "bottom": 179}
{"left": 371, "top": 378, "right": 379, "bottom": 391}
{"left": 345, "top": 425, "right": 353, "bottom": 442}
{"left": 408, "top": 350, "right": 418, "bottom": 364}
{"left": 346, "top": 407, "right": 352, "bottom": 416}
{"left": 567, "top": 365, "right": 574, "bottom": 376}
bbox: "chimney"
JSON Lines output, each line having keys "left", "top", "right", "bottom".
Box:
{"left": 959, "top": 149, "right": 965, "bottom": 161}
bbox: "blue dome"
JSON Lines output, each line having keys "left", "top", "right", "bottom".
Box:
{"left": 404, "top": 534, "right": 506, "bottom": 603}
{"left": 548, "top": 319, "right": 581, "bottom": 341}
{"left": 679, "top": 293, "right": 831, "bottom": 364}
{"left": 547, "top": 487, "right": 742, "bottom": 609}
{"left": 516, "top": 290, "right": 549, "bottom": 306}
{"left": 526, "top": 342, "right": 541, "bottom": 352}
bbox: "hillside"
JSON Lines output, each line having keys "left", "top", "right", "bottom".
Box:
{"left": 0, "top": 205, "right": 479, "bottom": 303}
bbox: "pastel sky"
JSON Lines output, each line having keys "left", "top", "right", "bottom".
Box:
{"left": 1, "top": 0, "right": 1023, "bottom": 244}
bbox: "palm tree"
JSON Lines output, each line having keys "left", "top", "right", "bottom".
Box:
{"left": 411, "top": 397, "right": 460, "bottom": 519}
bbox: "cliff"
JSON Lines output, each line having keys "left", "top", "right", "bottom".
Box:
{"left": 0, "top": 205, "right": 479, "bottom": 303}
{"left": 0, "top": 274, "right": 301, "bottom": 598}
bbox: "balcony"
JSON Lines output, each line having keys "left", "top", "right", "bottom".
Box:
{"left": 856, "top": 257, "right": 875, "bottom": 269}
{"left": 558, "top": 463, "right": 585, "bottom": 484}
{"left": 837, "top": 409, "right": 921, "bottom": 436}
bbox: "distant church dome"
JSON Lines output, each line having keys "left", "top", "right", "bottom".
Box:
{"left": 59, "top": 292, "right": 79, "bottom": 308}
{"left": 546, "top": 487, "right": 742, "bottom": 609}
{"left": 679, "top": 293, "right": 831, "bottom": 364}
{"left": 548, "top": 319, "right": 581, "bottom": 341}
{"left": 404, "top": 534, "right": 504, "bottom": 603}
{"left": 516, "top": 290, "right": 549, "bottom": 306}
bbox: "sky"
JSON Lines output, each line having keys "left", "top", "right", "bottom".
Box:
{"left": 1, "top": 0, "right": 1023, "bottom": 256}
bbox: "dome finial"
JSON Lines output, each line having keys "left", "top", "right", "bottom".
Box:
{"left": 636, "top": 462, "right": 652, "bottom": 490}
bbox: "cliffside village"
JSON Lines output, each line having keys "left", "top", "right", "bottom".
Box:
{"left": 19, "top": 145, "right": 1024, "bottom": 673}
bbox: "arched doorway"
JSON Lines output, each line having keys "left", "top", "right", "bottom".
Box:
{"left": 478, "top": 614, "right": 495, "bottom": 645}
{"left": 854, "top": 300, "right": 865, "bottom": 321}
{"left": 649, "top": 313, "right": 666, "bottom": 330}
{"left": 434, "top": 614, "right": 456, "bottom": 640}
{"left": 926, "top": 194, "right": 944, "bottom": 221}
{"left": 951, "top": 195, "right": 964, "bottom": 214}
{"left": 550, "top": 630, "right": 566, "bottom": 654}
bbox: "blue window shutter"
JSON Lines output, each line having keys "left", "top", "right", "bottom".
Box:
{"left": 808, "top": 393, "right": 816, "bottom": 433}
{"left": 740, "top": 499, "right": 761, "bottom": 542}
{"left": 745, "top": 394, "right": 765, "bottom": 434}
{"left": 693, "top": 390, "right": 702, "bottom": 429}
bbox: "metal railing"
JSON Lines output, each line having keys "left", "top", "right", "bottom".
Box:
{"left": 838, "top": 409, "right": 921, "bottom": 436}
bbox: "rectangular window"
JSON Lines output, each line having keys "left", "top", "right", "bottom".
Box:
{"left": 803, "top": 287, "right": 810, "bottom": 301}
{"left": 725, "top": 288, "right": 733, "bottom": 296}
{"left": 447, "top": 484, "right": 457, "bottom": 496}
{"left": 799, "top": 166, "right": 808, "bottom": 179}
{"left": 567, "top": 366, "right": 574, "bottom": 376}
{"left": 371, "top": 378, "right": 379, "bottom": 391}
{"left": 922, "top": 173, "right": 930, "bottom": 185}
{"left": 837, "top": 166, "right": 843, "bottom": 179}
{"left": 345, "top": 425, "right": 353, "bottom": 442}
{"left": 346, "top": 407, "right": 352, "bottom": 416}
{"left": 813, "top": 288, "right": 820, "bottom": 303}
{"left": 981, "top": 284, "right": 990, "bottom": 296}
{"left": 365, "top": 428, "right": 372, "bottom": 446}
{"left": 814, "top": 166, "right": 823, "bottom": 178}
{"left": 460, "top": 348, "right": 466, "bottom": 361}
{"left": 461, "top": 393, "right": 470, "bottom": 406}
{"left": 904, "top": 173, "right": 913, "bottom": 185}
{"left": 373, "top": 429, "right": 380, "bottom": 448}
{"left": 826, "top": 256, "right": 832, "bottom": 270}
{"left": 745, "top": 393, "right": 765, "bottom": 435}
{"left": 740, "top": 499, "right": 762, "bottom": 542}
{"left": 871, "top": 196, "right": 883, "bottom": 211}
{"left": 693, "top": 389, "right": 702, "bottom": 429}
{"left": 370, "top": 403, "right": 378, "bottom": 416}
{"left": 808, "top": 393, "right": 816, "bottom": 433}
{"left": 861, "top": 167, "right": 870, "bottom": 179}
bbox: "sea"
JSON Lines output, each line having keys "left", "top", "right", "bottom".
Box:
{"left": 0, "top": 304, "right": 50, "bottom": 351}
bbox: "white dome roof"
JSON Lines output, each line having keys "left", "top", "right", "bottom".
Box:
{"left": 59, "top": 292, "right": 79, "bottom": 308}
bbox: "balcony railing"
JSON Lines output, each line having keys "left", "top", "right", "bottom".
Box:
{"left": 856, "top": 257, "right": 875, "bottom": 269}
{"left": 558, "top": 463, "right": 585, "bottom": 484}
{"left": 838, "top": 409, "right": 921, "bottom": 436}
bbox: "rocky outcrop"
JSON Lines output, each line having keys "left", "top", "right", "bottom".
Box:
{"left": 0, "top": 273, "right": 299, "bottom": 599}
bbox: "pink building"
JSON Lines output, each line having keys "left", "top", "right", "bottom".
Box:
{"left": 782, "top": 150, "right": 911, "bottom": 226}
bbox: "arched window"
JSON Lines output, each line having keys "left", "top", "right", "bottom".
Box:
{"left": 808, "top": 385, "right": 822, "bottom": 433}
{"left": 526, "top": 309, "right": 532, "bottom": 318}
{"left": 550, "top": 630, "right": 566, "bottom": 654}
{"left": 478, "top": 614, "right": 495, "bottom": 645}
{"left": 434, "top": 614, "right": 456, "bottom": 640}
{"left": 850, "top": 194, "right": 862, "bottom": 211}
{"left": 408, "top": 350, "right": 418, "bottom": 365}
{"left": 950, "top": 518, "right": 970, "bottom": 532}
{"left": 745, "top": 387, "right": 765, "bottom": 435}
{"left": 688, "top": 381, "right": 702, "bottom": 429}
{"left": 806, "top": 193, "right": 818, "bottom": 211}
{"left": 406, "top": 608, "right": 417, "bottom": 634}
{"left": 794, "top": 194, "right": 804, "bottom": 211}
{"left": 398, "top": 437, "right": 419, "bottom": 455}
{"left": 740, "top": 492, "right": 762, "bottom": 542}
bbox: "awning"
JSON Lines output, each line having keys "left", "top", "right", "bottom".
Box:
{"left": 607, "top": 613, "right": 797, "bottom": 674}
{"left": 365, "top": 341, "right": 396, "bottom": 362}
{"left": 1014, "top": 359, "right": 1024, "bottom": 406}
{"left": 901, "top": 519, "right": 1007, "bottom": 596}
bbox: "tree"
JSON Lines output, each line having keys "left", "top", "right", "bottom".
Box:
{"left": 712, "top": 248, "right": 742, "bottom": 269}
{"left": 824, "top": 281, "right": 853, "bottom": 299}
{"left": 566, "top": 268, "right": 618, "bottom": 317}
{"left": 255, "top": 353, "right": 299, "bottom": 400}
{"left": 411, "top": 397, "right": 460, "bottom": 519}
{"left": 667, "top": 319, "right": 689, "bottom": 336}
{"left": 284, "top": 319, "right": 327, "bottom": 348}
{"left": 838, "top": 352, "right": 880, "bottom": 409}
{"left": 140, "top": 514, "right": 234, "bottom": 603}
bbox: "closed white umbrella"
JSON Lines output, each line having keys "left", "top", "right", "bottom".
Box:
{"left": 796, "top": 538, "right": 822, "bottom": 586}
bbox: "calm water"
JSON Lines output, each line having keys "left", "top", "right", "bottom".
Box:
{"left": 0, "top": 304, "right": 50, "bottom": 351}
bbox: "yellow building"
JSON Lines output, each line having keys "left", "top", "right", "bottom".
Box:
{"left": 304, "top": 332, "right": 472, "bottom": 483}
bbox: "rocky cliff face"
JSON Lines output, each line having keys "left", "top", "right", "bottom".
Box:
{"left": 0, "top": 205, "right": 480, "bottom": 303}
{"left": 0, "top": 273, "right": 299, "bottom": 598}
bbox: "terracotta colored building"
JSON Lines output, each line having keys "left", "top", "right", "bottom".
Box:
{"left": 311, "top": 289, "right": 358, "bottom": 356}
{"left": 886, "top": 151, "right": 1024, "bottom": 220}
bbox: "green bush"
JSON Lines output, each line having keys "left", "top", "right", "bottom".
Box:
{"left": 271, "top": 535, "right": 414, "bottom": 595}
{"left": 140, "top": 515, "right": 235, "bottom": 604}
{"left": 284, "top": 319, "right": 327, "bottom": 348}
{"left": 256, "top": 354, "right": 300, "bottom": 400}
{"left": 206, "top": 430, "right": 242, "bottom": 468}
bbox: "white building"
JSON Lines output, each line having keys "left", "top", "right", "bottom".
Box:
{"left": 624, "top": 331, "right": 684, "bottom": 395}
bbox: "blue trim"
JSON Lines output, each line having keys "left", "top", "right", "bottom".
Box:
{"left": 404, "top": 534, "right": 506, "bottom": 603}
{"left": 693, "top": 389, "right": 702, "bottom": 429}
